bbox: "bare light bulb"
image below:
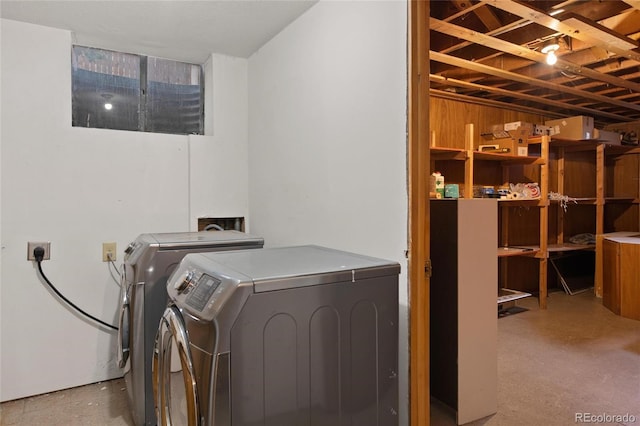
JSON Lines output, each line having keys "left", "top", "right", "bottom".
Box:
{"left": 104, "top": 103, "right": 113, "bottom": 110}
{"left": 546, "top": 51, "right": 558, "bottom": 65}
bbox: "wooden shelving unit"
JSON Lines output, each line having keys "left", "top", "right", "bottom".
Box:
{"left": 430, "top": 123, "right": 639, "bottom": 308}
{"left": 549, "top": 139, "right": 639, "bottom": 297}
{"left": 430, "top": 123, "right": 549, "bottom": 307}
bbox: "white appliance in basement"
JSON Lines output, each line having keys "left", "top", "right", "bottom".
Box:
{"left": 117, "top": 231, "right": 264, "bottom": 426}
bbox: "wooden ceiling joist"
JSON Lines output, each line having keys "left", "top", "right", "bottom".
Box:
{"left": 430, "top": 74, "right": 631, "bottom": 122}
{"left": 429, "top": 88, "right": 569, "bottom": 119}
{"left": 431, "top": 51, "right": 640, "bottom": 114}
{"left": 622, "top": 0, "right": 640, "bottom": 12}
{"left": 431, "top": 1, "right": 640, "bottom": 126}
{"left": 487, "top": 0, "right": 640, "bottom": 62}
{"left": 430, "top": 18, "right": 640, "bottom": 94}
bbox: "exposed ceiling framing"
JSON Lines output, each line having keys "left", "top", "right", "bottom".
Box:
{"left": 430, "top": 0, "right": 640, "bottom": 127}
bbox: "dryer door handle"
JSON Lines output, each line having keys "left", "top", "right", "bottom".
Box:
{"left": 154, "top": 307, "right": 201, "bottom": 426}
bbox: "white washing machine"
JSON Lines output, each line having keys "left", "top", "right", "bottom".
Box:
{"left": 117, "top": 231, "right": 264, "bottom": 426}
{"left": 154, "top": 245, "right": 400, "bottom": 426}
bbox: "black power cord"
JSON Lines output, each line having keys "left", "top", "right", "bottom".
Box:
{"left": 34, "top": 246, "right": 118, "bottom": 331}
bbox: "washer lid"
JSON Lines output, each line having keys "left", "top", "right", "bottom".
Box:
{"left": 195, "top": 245, "right": 400, "bottom": 292}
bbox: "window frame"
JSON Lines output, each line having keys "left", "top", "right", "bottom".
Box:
{"left": 72, "top": 45, "right": 205, "bottom": 136}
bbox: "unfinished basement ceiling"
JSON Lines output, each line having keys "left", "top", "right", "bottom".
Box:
{"left": 430, "top": 0, "right": 640, "bottom": 127}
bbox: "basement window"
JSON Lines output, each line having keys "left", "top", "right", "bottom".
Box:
{"left": 71, "top": 46, "right": 203, "bottom": 135}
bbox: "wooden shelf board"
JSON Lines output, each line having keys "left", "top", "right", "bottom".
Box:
{"left": 498, "top": 198, "right": 545, "bottom": 207}
{"left": 605, "top": 145, "right": 640, "bottom": 155}
{"left": 550, "top": 197, "right": 597, "bottom": 205}
{"left": 498, "top": 246, "right": 538, "bottom": 257}
{"left": 498, "top": 288, "right": 532, "bottom": 304}
{"left": 511, "top": 243, "right": 595, "bottom": 255}
{"left": 526, "top": 136, "right": 543, "bottom": 144}
{"left": 550, "top": 139, "right": 640, "bottom": 153}
{"left": 605, "top": 197, "right": 638, "bottom": 204}
{"left": 547, "top": 243, "right": 595, "bottom": 252}
{"left": 473, "top": 151, "right": 542, "bottom": 164}
{"left": 549, "top": 138, "right": 601, "bottom": 149}
{"left": 430, "top": 146, "right": 467, "bottom": 160}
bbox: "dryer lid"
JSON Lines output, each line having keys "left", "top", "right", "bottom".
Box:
{"left": 195, "top": 245, "right": 400, "bottom": 292}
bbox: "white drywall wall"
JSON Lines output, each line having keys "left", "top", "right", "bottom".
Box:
{"left": 189, "top": 54, "right": 250, "bottom": 231}
{"left": 0, "top": 20, "right": 249, "bottom": 401}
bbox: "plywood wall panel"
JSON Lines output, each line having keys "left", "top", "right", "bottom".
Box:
{"left": 500, "top": 258, "right": 540, "bottom": 293}
{"left": 563, "top": 205, "right": 597, "bottom": 237}
{"left": 606, "top": 154, "right": 640, "bottom": 198}
{"left": 604, "top": 205, "right": 639, "bottom": 232}
{"left": 430, "top": 98, "right": 545, "bottom": 149}
{"left": 562, "top": 151, "right": 598, "bottom": 198}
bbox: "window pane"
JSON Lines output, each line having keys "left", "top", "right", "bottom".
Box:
{"left": 72, "top": 46, "right": 140, "bottom": 131}
{"left": 146, "top": 57, "right": 202, "bottom": 135}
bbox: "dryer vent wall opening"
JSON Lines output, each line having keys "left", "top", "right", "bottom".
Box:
{"left": 198, "top": 217, "right": 244, "bottom": 232}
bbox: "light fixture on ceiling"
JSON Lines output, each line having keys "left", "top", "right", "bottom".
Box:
{"left": 541, "top": 38, "right": 560, "bottom": 65}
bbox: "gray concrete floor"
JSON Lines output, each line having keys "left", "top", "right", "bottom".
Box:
{"left": 1, "top": 291, "right": 638, "bottom": 426}
{"left": 0, "top": 377, "right": 133, "bottom": 425}
{"left": 432, "top": 291, "right": 640, "bottom": 426}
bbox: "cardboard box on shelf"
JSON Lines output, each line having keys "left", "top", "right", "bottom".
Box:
{"left": 533, "top": 124, "right": 551, "bottom": 136}
{"left": 594, "top": 128, "right": 621, "bottom": 145}
{"left": 480, "top": 127, "right": 529, "bottom": 156}
{"left": 603, "top": 120, "right": 640, "bottom": 146}
{"left": 545, "top": 115, "right": 594, "bottom": 140}
{"left": 503, "top": 121, "right": 551, "bottom": 137}
{"left": 504, "top": 121, "right": 534, "bottom": 135}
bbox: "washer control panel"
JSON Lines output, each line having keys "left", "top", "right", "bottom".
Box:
{"left": 185, "top": 274, "right": 221, "bottom": 312}
{"left": 169, "top": 267, "right": 233, "bottom": 319}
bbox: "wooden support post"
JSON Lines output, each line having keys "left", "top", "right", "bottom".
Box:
{"left": 408, "top": 1, "right": 430, "bottom": 425}
{"left": 464, "top": 123, "right": 474, "bottom": 199}
{"left": 557, "top": 147, "right": 565, "bottom": 245}
{"left": 538, "top": 135, "right": 550, "bottom": 308}
{"left": 595, "top": 143, "right": 605, "bottom": 297}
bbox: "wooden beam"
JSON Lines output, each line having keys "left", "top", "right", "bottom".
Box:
{"left": 595, "top": 144, "right": 605, "bottom": 297}
{"left": 562, "top": 15, "right": 638, "bottom": 50}
{"left": 452, "top": 0, "right": 501, "bottom": 31}
{"left": 539, "top": 135, "right": 550, "bottom": 309}
{"left": 557, "top": 147, "right": 566, "bottom": 245}
{"left": 622, "top": 0, "right": 640, "bottom": 11}
{"left": 464, "top": 124, "right": 474, "bottom": 199}
{"left": 430, "top": 88, "right": 567, "bottom": 119}
{"left": 430, "top": 18, "right": 640, "bottom": 95}
{"left": 487, "top": 0, "right": 640, "bottom": 62}
{"left": 431, "top": 51, "right": 640, "bottom": 113}
{"left": 408, "top": 1, "right": 430, "bottom": 425}
{"left": 605, "top": 9, "right": 640, "bottom": 36}
{"left": 440, "top": 17, "right": 533, "bottom": 55}
{"left": 429, "top": 74, "right": 631, "bottom": 122}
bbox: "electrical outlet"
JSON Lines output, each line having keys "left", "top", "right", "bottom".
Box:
{"left": 27, "top": 242, "right": 51, "bottom": 261}
{"left": 103, "top": 242, "right": 117, "bottom": 262}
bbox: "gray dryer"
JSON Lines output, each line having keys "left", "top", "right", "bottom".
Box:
{"left": 118, "top": 231, "right": 264, "bottom": 426}
{"left": 154, "top": 245, "right": 400, "bottom": 426}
